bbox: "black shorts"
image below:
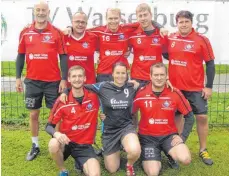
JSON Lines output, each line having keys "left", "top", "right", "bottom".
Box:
{"left": 102, "top": 124, "right": 136, "bottom": 155}
{"left": 24, "top": 78, "right": 60, "bottom": 109}
{"left": 96, "top": 74, "right": 113, "bottom": 82}
{"left": 139, "top": 133, "right": 181, "bottom": 161}
{"left": 177, "top": 91, "right": 208, "bottom": 115}
{"left": 63, "top": 142, "right": 97, "bottom": 171}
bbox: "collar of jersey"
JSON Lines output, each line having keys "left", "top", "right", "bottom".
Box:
{"left": 31, "top": 21, "right": 52, "bottom": 32}
{"left": 134, "top": 25, "right": 159, "bottom": 35}
{"left": 68, "top": 87, "right": 88, "bottom": 104}
{"left": 70, "top": 31, "right": 86, "bottom": 41}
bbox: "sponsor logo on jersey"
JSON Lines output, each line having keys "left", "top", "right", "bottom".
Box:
{"left": 86, "top": 103, "right": 93, "bottom": 110}
{"left": 110, "top": 98, "right": 128, "bottom": 109}
{"left": 105, "top": 50, "right": 123, "bottom": 56}
{"left": 72, "top": 123, "right": 91, "bottom": 130}
{"left": 152, "top": 37, "right": 159, "bottom": 44}
{"left": 171, "top": 59, "right": 187, "bottom": 67}
{"left": 66, "top": 42, "right": 70, "bottom": 46}
{"left": 82, "top": 42, "right": 89, "bottom": 48}
{"left": 149, "top": 118, "right": 168, "bottom": 124}
{"left": 69, "top": 55, "right": 87, "bottom": 61}
{"left": 28, "top": 53, "right": 48, "bottom": 60}
{"left": 139, "top": 55, "right": 156, "bottom": 61}
{"left": 161, "top": 100, "right": 173, "bottom": 110}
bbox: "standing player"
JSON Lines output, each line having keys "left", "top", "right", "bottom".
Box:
{"left": 133, "top": 63, "right": 194, "bottom": 176}
{"left": 129, "top": 3, "right": 168, "bottom": 84}
{"left": 65, "top": 11, "right": 98, "bottom": 84}
{"left": 46, "top": 65, "right": 100, "bottom": 176}
{"left": 15, "top": 1, "right": 68, "bottom": 161}
{"left": 168, "top": 10, "right": 215, "bottom": 165}
{"left": 64, "top": 8, "right": 165, "bottom": 82}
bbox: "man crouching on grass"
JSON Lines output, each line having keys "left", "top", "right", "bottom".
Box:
{"left": 45, "top": 65, "right": 100, "bottom": 176}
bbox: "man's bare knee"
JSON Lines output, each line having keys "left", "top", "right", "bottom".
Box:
{"left": 30, "top": 110, "right": 39, "bottom": 120}
{"left": 145, "top": 167, "right": 160, "bottom": 176}
{"left": 48, "top": 138, "right": 60, "bottom": 154}
{"left": 180, "top": 156, "right": 191, "bottom": 165}
{"left": 105, "top": 163, "right": 119, "bottom": 173}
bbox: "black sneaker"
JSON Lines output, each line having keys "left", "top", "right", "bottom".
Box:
{"left": 199, "top": 149, "right": 213, "bottom": 165}
{"left": 26, "top": 143, "right": 40, "bottom": 161}
{"left": 167, "top": 155, "right": 179, "bottom": 169}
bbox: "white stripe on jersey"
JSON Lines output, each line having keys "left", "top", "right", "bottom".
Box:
{"left": 168, "top": 38, "right": 194, "bottom": 43}
{"left": 90, "top": 30, "right": 124, "bottom": 36}
{"left": 54, "top": 103, "right": 78, "bottom": 116}
{"left": 133, "top": 97, "right": 156, "bottom": 103}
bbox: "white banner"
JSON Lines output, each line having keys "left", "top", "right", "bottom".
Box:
{"left": 1, "top": 0, "right": 229, "bottom": 63}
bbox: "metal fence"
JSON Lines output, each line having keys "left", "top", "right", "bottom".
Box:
{"left": 1, "top": 62, "right": 229, "bottom": 126}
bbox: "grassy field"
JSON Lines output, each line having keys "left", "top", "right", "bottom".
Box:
{"left": 1, "top": 92, "right": 229, "bottom": 126}
{"left": 2, "top": 126, "right": 229, "bottom": 176}
{"left": 1, "top": 61, "right": 229, "bottom": 76}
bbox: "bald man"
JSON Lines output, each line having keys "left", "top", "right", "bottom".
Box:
{"left": 16, "top": 1, "right": 68, "bottom": 161}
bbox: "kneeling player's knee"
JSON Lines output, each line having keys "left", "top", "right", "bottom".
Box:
{"left": 145, "top": 167, "right": 160, "bottom": 176}
{"left": 48, "top": 138, "right": 60, "bottom": 154}
{"left": 105, "top": 164, "right": 119, "bottom": 173}
{"left": 129, "top": 148, "right": 141, "bottom": 159}
{"left": 179, "top": 154, "right": 191, "bottom": 165}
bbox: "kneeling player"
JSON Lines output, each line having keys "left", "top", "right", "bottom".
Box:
{"left": 45, "top": 66, "right": 100, "bottom": 176}
{"left": 133, "top": 63, "right": 194, "bottom": 176}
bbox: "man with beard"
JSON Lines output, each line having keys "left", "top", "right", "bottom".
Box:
{"left": 46, "top": 65, "right": 100, "bottom": 176}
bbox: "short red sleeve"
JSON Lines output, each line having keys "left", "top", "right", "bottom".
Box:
{"left": 122, "top": 22, "right": 140, "bottom": 33}
{"left": 48, "top": 98, "right": 63, "bottom": 124}
{"left": 175, "top": 89, "right": 192, "bottom": 115}
{"left": 200, "top": 35, "right": 215, "bottom": 62}
{"left": 132, "top": 95, "right": 140, "bottom": 114}
{"left": 56, "top": 30, "right": 67, "bottom": 54}
{"left": 18, "top": 30, "right": 26, "bottom": 53}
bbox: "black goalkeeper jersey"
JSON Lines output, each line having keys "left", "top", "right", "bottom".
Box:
{"left": 85, "top": 82, "right": 137, "bottom": 133}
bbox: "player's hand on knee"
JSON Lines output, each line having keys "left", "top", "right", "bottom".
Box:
{"left": 159, "top": 28, "right": 169, "bottom": 38}
{"left": 59, "top": 92, "right": 68, "bottom": 104}
{"left": 202, "top": 87, "right": 212, "bottom": 100}
{"left": 171, "top": 135, "right": 183, "bottom": 147}
{"left": 54, "top": 132, "right": 70, "bottom": 145}
{"left": 99, "top": 113, "right": 106, "bottom": 121}
{"left": 62, "top": 27, "right": 72, "bottom": 36}
{"left": 16, "top": 78, "right": 23, "bottom": 92}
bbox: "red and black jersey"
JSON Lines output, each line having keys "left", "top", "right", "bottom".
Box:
{"left": 64, "top": 32, "right": 98, "bottom": 84}
{"left": 168, "top": 28, "right": 215, "bottom": 91}
{"left": 133, "top": 83, "right": 192, "bottom": 136}
{"left": 129, "top": 26, "right": 168, "bottom": 81}
{"left": 89, "top": 23, "right": 139, "bottom": 74}
{"left": 48, "top": 88, "right": 99, "bottom": 144}
{"left": 18, "top": 22, "right": 67, "bottom": 82}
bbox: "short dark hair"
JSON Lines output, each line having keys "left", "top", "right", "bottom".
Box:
{"left": 150, "top": 62, "right": 167, "bottom": 75}
{"left": 112, "top": 62, "right": 127, "bottom": 73}
{"left": 176, "top": 10, "right": 193, "bottom": 23}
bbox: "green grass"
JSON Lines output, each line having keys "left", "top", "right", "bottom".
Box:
{"left": 2, "top": 92, "right": 229, "bottom": 126}
{"left": 2, "top": 126, "right": 229, "bottom": 176}
{"left": 1, "top": 61, "right": 229, "bottom": 76}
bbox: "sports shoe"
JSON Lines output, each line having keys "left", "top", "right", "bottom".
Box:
{"left": 126, "top": 164, "right": 135, "bottom": 176}
{"left": 199, "top": 149, "right": 213, "bottom": 165}
{"left": 167, "top": 155, "right": 179, "bottom": 169}
{"left": 59, "top": 170, "right": 69, "bottom": 176}
{"left": 26, "top": 143, "right": 40, "bottom": 161}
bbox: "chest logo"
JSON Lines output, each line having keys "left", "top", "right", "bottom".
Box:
{"left": 66, "top": 42, "right": 70, "bottom": 46}
{"left": 184, "top": 44, "right": 194, "bottom": 50}
{"left": 119, "top": 34, "right": 125, "bottom": 40}
{"left": 152, "top": 38, "right": 159, "bottom": 44}
{"left": 43, "top": 35, "right": 51, "bottom": 41}
{"left": 82, "top": 42, "right": 89, "bottom": 48}
{"left": 162, "top": 100, "right": 171, "bottom": 108}
{"left": 71, "top": 107, "right": 76, "bottom": 114}
{"left": 86, "top": 103, "right": 93, "bottom": 110}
